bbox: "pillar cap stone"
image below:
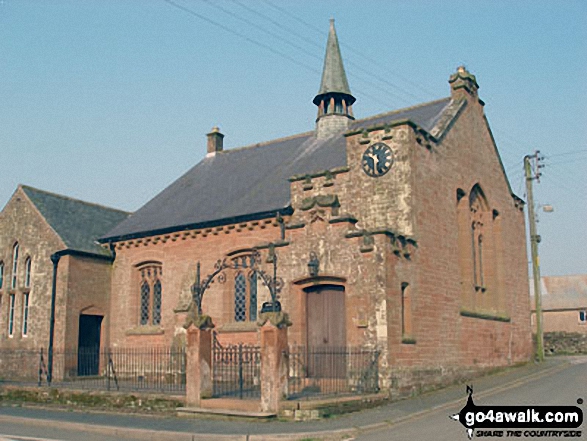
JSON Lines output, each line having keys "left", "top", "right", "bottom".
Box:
{"left": 257, "top": 311, "right": 292, "bottom": 329}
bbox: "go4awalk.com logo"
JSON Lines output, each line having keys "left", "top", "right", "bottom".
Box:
{"left": 450, "top": 386, "right": 583, "bottom": 439}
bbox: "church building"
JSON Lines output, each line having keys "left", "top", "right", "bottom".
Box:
{"left": 99, "top": 20, "right": 532, "bottom": 391}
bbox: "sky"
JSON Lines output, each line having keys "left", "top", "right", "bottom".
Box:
{"left": 1, "top": 0, "right": 585, "bottom": 277}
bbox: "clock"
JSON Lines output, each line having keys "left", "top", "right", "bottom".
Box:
{"left": 361, "top": 142, "right": 394, "bottom": 177}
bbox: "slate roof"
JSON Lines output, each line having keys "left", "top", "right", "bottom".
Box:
{"left": 530, "top": 275, "right": 587, "bottom": 311}
{"left": 21, "top": 185, "right": 130, "bottom": 256}
{"left": 101, "top": 97, "right": 456, "bottom": 242}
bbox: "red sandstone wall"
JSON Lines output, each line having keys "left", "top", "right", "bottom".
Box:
{"left": 108, "top": 223, "right": 282, "bottom": 348}
{"left": 398, "top": 92, "right": 532, "bottom": 377}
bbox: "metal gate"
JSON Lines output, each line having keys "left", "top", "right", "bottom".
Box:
{"left": 212, "top": 342, "right": 261, "bottom": 399}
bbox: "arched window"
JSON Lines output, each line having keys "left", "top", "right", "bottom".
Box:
{"left": 401, "top": 283, "right": 413, "bottom": 338}
{"left": 137, "top": 263, "right": 162, "bottom": 326}
{"left": 234, "top": 271, "right": 258, "bottom": 322}
{"left": 24, "top": 257, "right": 32, "bottom": 288}
{"left": 11, "top": 243, "right": 19, "bottom": 289}
{"left": 457, "top": 184, "right": 503, "bottom": 314}
{"left": 469, "top": 185, "right": 489, "bottom": 291}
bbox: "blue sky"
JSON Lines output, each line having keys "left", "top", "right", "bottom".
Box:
{"left": 1, "top": 0, "right": 585, "bottom": 276}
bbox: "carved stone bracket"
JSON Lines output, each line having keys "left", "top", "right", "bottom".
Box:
{"left": 183, "top": 302, "right": 215, "bottom": 330}
{"left": 257, "top": 311, "right": 292, "bottom": 329}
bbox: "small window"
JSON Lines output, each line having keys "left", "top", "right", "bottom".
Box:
{"left": 153, "top": 280, "right": 162, "bottom": 325}
{"left": 234, "top": 271, "right": 258, "bottom": 322}
{"left": 579, "top": 311, "right": 587, "bottom": 324}
{"left": 24, "top": 257, "right": 32, "bottom": 288}
{"left": 137, "top": 263, "right": 162, "bottom": 326}
{"left": 0, "top": 262, "right": 4, "bottom": 289}
{"left": 8, "top": 294, "right": 15, "bottom": 336}
{"left": 11, "top": 243, "right": 19, "bottom": 289}
{"left": 22, "top": 292, "right": 30, "bottom": 336}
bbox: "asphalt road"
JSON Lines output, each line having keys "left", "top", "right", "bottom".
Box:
{"left": 356, "top": 357, "right": 587, "bottom": 441}
{"left": 0, "top": 357, "right": 584, "bottom": 441}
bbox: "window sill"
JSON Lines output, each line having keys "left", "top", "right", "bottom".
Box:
{"left": 217, "top": 322, "right": 258, "bottom": 333}
{"left": 126, "top": 325, "right": 165, "bottom": 336}
{"left": 401, "top": 337, "right": 417, "bottom": 345}
{"left": 460, "top": 309, "right": 510, "bottom": 322}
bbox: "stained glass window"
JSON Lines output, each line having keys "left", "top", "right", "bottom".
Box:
{"left": 140, "top": 281, "right": 150, "bottom": 325}
{"left": 235, "top": 273, "right": 247, "bottom": 322}
{"left": 153, "top": 280, "right": 162, "bottom": 325}
{"left": 138, "top": 263, "right": 162, "bottom": 326}
{"left": 249, "top": 272, "right": 257, "bottom": 322}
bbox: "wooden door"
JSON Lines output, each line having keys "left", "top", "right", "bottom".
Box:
{"left": 78, "top": 315, "right": 102, "bottom": 376}
{"left": 306, "top": 285, "right": 346, "bottom": 378}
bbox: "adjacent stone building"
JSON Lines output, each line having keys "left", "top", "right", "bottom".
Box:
{"left": 531, "top": 275, "right": 587, "bottom": 334}
{"left": 0, "top": 185, "right": 128, "bottom": 364}
{"left": 98, "top": 21, "right": 532, "bottom": 392}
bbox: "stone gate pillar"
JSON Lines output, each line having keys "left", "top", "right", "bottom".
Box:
{"left": 184, "top": 314, "right": 214, "bottom": 407}
{"left": 258, "top": 310, "right": 292, "bottom": 414}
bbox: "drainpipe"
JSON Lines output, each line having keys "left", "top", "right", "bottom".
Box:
{"left": 48, "top": 252, "right": 61, "bottom": 386}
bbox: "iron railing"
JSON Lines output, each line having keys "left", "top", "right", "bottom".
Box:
{"left": 0, "top": 347, "right": 186, "bottom": 394}
{"left": 288, "top": 346, "right": 380, "bottom": 399}
{"left": 212, "top": 342, "right": 261, "bottom": 399}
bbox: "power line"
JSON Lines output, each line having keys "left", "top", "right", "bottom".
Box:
{"left": 164, "top": 0, "right": 408, "bottom": 110}
{"left": 546, "top": 157, "right": 587, "bottom": 166}
{"left": 227, "top": 0, "right": 427, "bottom": 105}
{"left": 258, "top": 0, "right": 437, "bottom": 101}
{"left": 229, "top": 0, "right": 324, "bottom": 51}
{"left": 546, "top": 148, "right": 587, "bottom": 158}
{"left": 199, "top": 0, "right": 322, "bottom": 63}
{"left": 162, "top": 0, "right": 321, "bottom": 75}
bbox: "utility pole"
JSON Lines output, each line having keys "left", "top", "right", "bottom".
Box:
{"left": 524, "top": 151, "right": 544, "bottom": 362}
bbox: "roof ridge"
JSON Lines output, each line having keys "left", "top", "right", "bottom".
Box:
{"left": 354, "top": 96, "right": 452, "bottom": 126}
{"left": 20, "top": 184, "right": 130, "bottom": 215}
{"left": 215, "top": 98, "right": 452, "bottom": 156}
{"left": 218, "top": 130, "right": 314, "bottom": 155}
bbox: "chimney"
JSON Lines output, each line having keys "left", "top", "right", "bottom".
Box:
{"left": 206, "top": 126, "right": 224, "bottom": 155}
{"left": 448, "top": 65, "right": 479, "bottom": 100}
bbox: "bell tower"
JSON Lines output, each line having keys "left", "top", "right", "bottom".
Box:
{"left": 314, "top": 19, "right": 356, "bottom": 139}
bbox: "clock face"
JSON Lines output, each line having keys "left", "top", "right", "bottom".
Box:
{"left": 362, "top": 142, "right": 394, "bottom": 177}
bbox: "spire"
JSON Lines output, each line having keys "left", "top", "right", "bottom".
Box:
{"left": 314, "top": 19, "right": 354, "bottom": 100}
{"left": 313, "top": 19, "right": 355, "bottom": 139}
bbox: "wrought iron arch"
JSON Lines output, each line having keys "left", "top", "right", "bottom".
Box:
{"left": 191, "top": 248, "right": 283, "bottom": 316}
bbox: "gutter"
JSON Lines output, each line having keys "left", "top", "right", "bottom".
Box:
{"left": 98, "top": 207, "right": 294, "bottom": 244}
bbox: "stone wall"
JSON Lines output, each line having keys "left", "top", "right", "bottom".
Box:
{"left": 544, "top": 332, "right": 587, "bottom": 355}
{"left": 0, "top": 187, "right": 64, "bottom": 350}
